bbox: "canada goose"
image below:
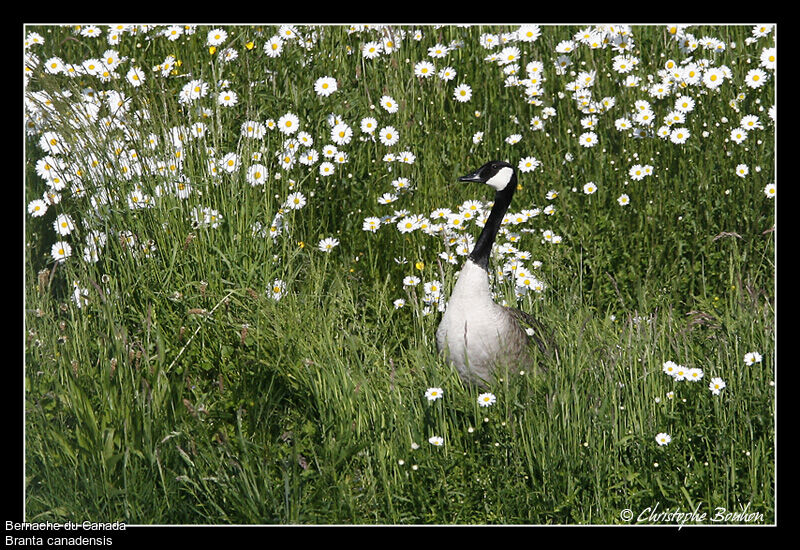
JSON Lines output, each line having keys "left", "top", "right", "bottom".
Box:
{"left": 436, "top": 160, "right": 550, "bottom": 386}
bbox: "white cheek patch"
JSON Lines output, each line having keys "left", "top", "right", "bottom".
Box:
{"left": 485, "top": 166, "right": 513, "bottom": 190}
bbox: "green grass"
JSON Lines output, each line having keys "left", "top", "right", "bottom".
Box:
{"left": 24, "top": 24, "right": 774, "bottom": 525}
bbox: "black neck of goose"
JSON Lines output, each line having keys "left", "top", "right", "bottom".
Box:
{"left": 469, "top": 174, "right": 517, "bottom": 271}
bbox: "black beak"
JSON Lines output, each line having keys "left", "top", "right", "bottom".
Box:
{"left": 458, "top": 170, "right": 484, "bottom": 183}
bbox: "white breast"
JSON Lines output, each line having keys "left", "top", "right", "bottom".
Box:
{"left": 436, "top": 259, "right": 518, "bottom": 384}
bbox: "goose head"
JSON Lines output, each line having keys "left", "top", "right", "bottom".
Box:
{"left": 458, "top": 160, "right": 517, "bottom": 192}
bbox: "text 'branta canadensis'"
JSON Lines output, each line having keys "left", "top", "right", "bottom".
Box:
{"left": 436, "top": 160, "right": 550, "bottom": 386}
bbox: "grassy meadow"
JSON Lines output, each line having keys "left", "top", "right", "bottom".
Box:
{"left": 23, "top": 24, "right": 775, "bottom": 525}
